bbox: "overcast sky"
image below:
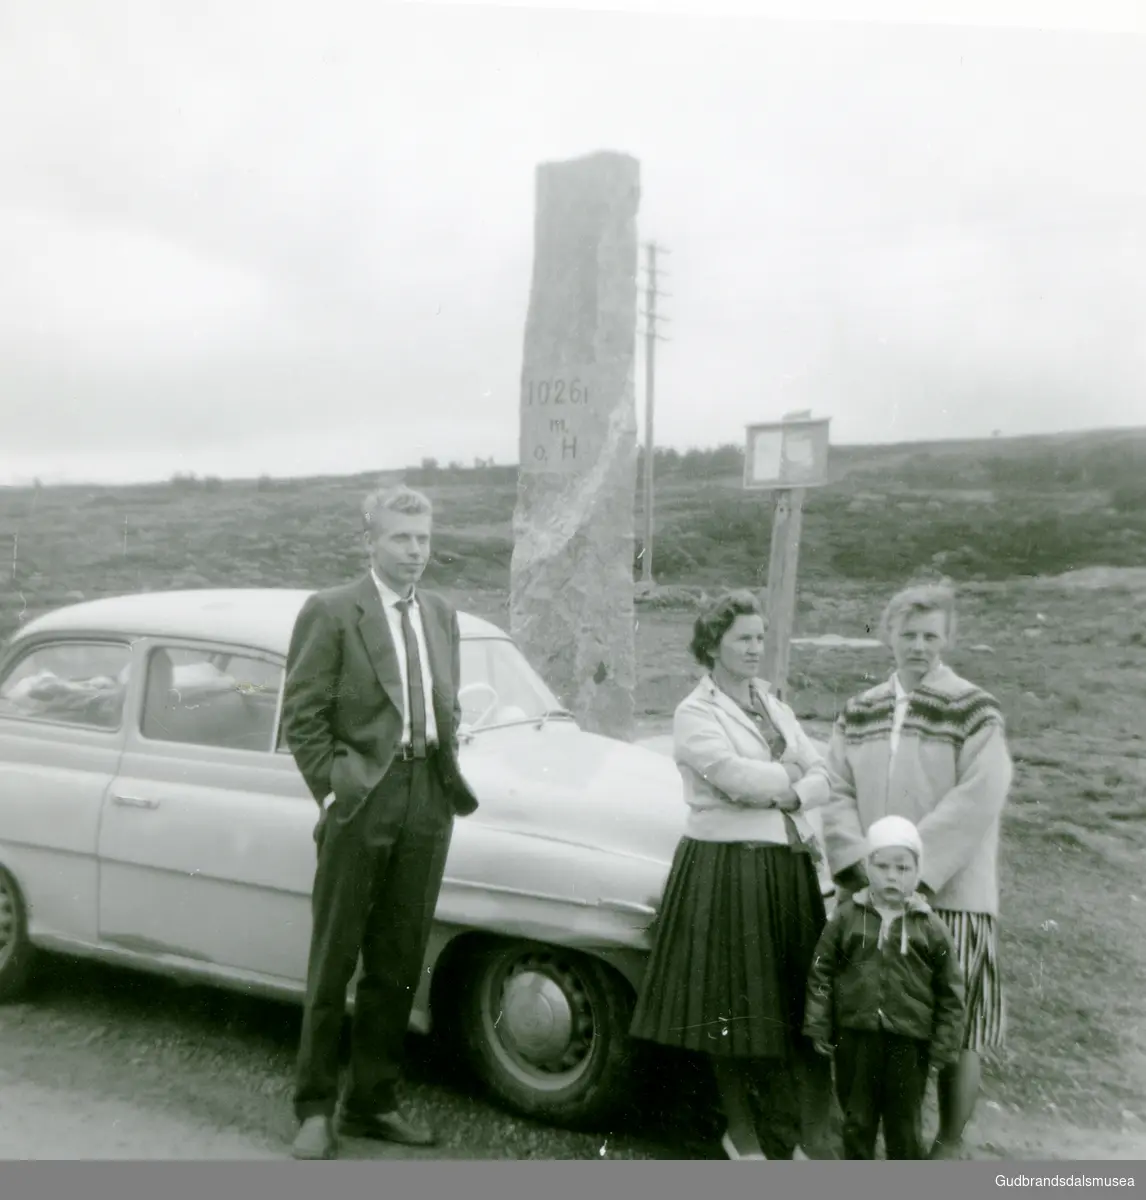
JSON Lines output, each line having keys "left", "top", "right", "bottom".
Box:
{"left": 1, "top": 1, "right": 1144, "bottom": 484}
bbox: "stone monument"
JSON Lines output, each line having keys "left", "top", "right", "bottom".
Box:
{"left": 509, "top": 150, "right": 640, "bottom": 740}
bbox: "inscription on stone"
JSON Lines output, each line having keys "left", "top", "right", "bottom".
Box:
{"left": 519, "top": 368, "right": 603, "bottom": 473}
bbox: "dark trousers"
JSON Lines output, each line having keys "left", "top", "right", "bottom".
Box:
{"left": 293, "top": 756, "right": 454, "bottom": 1121}
{"left": 730, "top": 1043, "right": 834, "bottom": 1160}
{"left": 834, "top": 1029, "right": 930, "bottom": 1160}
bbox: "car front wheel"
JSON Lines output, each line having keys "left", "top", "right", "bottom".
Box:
{"left": 0, "top": 866, "right": 36, "bottom": 1002}
{"left": 458, "top": 938, "right": 635, "bottom": 1130}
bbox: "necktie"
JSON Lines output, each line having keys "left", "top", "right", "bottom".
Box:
{"left": 395, "top": 598, "right": 427, "bottom": 756}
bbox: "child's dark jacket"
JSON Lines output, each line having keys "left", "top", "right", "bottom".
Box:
{"left": 803, "top": 888, "right": 967, "bottom": 1067}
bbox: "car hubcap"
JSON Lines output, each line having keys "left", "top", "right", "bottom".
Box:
{"left": 0, "top": 878, "right": 16, "bottom": 970}
{"left": 484, "top": 951, "right": 596, "bottom": 1089}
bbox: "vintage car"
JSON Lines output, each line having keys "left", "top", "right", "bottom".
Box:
{"left": 0, "top": 588, "right": 691, "bottom": 1128}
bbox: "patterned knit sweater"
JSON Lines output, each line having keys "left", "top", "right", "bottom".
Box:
{"left": 812, "top": 664, "right": 1014, "bottom": 916}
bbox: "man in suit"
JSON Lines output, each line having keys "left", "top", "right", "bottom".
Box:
{"left": 281, "top": 484, "right": 479, "bottom": 1160}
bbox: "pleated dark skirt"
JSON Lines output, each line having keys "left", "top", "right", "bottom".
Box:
{"left": 630, "top": 838, "right": 827, "bottom": 1060}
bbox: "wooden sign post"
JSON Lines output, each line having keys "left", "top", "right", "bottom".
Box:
{"left": 743, "top": 413, "right": 831, "bottom": 702}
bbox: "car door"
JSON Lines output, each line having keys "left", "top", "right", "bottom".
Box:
{"left": 0, "top": 636, "right": 133, "bottom": 946}
{"left": 96, "top": 638, "right": 317, "bottom": 982}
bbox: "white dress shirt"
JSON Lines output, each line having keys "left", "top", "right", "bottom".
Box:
{"left": 322, "top": 573, "right": 439, "bottom": 813}
{"left": 371, "top": 571, "right": 438, "bottom": 747}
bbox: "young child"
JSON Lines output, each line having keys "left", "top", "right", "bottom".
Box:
{"left": 803, "top": 815, "right": 966, "bottom": 1159}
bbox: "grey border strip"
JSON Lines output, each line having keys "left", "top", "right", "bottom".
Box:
{"left": 0, "top": 1161, "right": 1141, "bottom": 1195}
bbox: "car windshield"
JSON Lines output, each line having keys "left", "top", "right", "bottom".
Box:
{"left": 458, "top": 636, "right": 573, "bottom": 732}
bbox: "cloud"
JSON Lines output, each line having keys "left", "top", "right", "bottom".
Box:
{"left": 0, "top": 4, "right": 1144, "bottom": 483}
{"left": 0, "top": 208, "right": 274, "bottom": 365}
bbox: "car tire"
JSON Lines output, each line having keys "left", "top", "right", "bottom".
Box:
{"left": 0, "top": 866, "right": 36, "bottom": 1003}
{"left": 458, "top": 938, "right": 635, "bottom": 1130}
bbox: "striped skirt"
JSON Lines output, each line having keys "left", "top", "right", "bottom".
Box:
{"left": 934, "top": 908, "right": 1007, "bottom": 1052}
{"left": 630, "top": 838, "right": 827, "bottom": 1060}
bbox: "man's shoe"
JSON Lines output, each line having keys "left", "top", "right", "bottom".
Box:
{"left": 339, "top": 1108, "right": 436, "bottom": 1147}
{"left": 720, "top": 1130, "right": 766, "bottom": 1160}
{"left": 291, "top": 1115, "right": 337, "bottom": 1160}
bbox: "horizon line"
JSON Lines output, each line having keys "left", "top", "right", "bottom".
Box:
{"left": 2, "top": 422, "right": 1143, "bottom": 491}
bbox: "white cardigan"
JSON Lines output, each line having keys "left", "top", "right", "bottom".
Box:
{"left": 673, "top": 674, "right": 831, "bottom": 848}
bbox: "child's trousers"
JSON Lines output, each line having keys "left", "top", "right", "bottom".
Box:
{"left": 833, "top": 1029, "right": 930, "bottom": 1159}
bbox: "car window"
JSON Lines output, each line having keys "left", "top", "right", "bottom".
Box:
{"left": 458, "top": 637, "right": 566, "bottom": 730}
{"left": 0, "top": 641, "right": 133, "bottom": 731}
{"left": 140, "top": 646, "right": 284, "bottom": 754}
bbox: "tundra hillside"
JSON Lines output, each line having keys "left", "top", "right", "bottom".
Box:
{"left": 1, "top": 426, "right": 1144, "bottom": 1146}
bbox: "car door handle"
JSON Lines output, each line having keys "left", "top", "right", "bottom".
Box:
{"left": 112, "top": 794, "right": 160, "bottom": 810}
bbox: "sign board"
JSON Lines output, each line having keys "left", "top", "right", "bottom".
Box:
{"left": 518, "top": 365, "right": 607, "bottom": 475}
{"left": 743, "top": 416, "right": 831, "bottom": 490}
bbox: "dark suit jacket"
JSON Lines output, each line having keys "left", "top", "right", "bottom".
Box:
{"left": 281, "top": 574, "right": 480, "bottom": 821}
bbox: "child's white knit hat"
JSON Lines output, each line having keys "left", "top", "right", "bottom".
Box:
{"left": 865, "top": 815, "right": 923, "bottom": 873}
{"left": 866, "top": 816, "right": 926, "bottom": 953}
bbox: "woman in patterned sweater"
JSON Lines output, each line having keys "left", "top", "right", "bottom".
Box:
{"left": 814, "top": 581, "right": 1013, "bottom": 1160}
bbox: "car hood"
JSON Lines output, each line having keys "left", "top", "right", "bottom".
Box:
{"left": 458, "top": 722, "right": 687, "bottom": 868}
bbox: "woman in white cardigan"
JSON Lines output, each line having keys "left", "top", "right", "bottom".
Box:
{"left": 629, "top": 591, "right": 833, "bottom": 1160}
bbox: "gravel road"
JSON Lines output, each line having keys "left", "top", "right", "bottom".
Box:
{"left": 4, "top": 947, "right": 1144, "bottom": 1161}
{"left": 0, "top": 1077, "right": 282, "bottom": 1159}
{"left": 0, "top": 954, "right": 717, "bottom": 1161}
{"left": 7, "top": 720, "right": 1141, "bottom": 1160}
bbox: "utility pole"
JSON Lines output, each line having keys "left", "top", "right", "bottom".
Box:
{"left": 639, "top": 241, "right": 670, "bottom": 584}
